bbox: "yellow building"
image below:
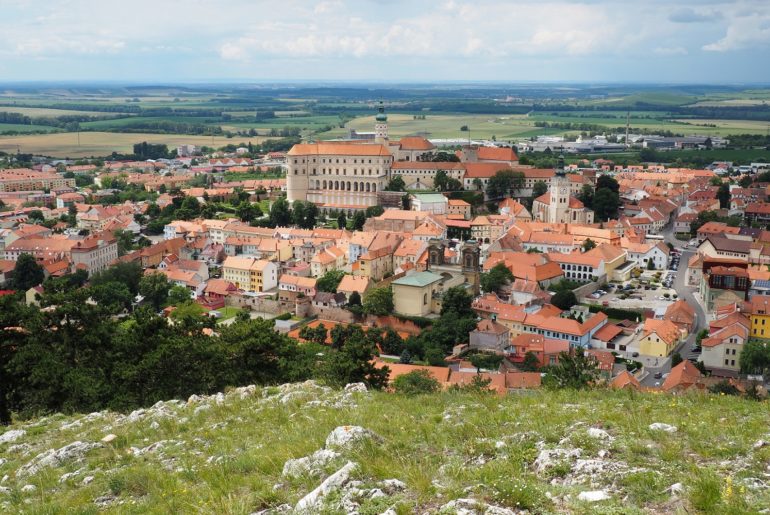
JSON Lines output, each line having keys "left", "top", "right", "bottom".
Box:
{"left": 222, "top": 256, "right": 278, "bottom": 292}
{"left": 639, "top": 319, "right": 681, "bottom": 357}
{"left": 391, "top": 271, "right": 444, "bottom": 317}
{"left": 749, "top": 297, "right": 770, "bottom": 339}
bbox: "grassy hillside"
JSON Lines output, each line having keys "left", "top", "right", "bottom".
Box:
{"left": 1, "top": 384, "right": 769, "bottom": 514}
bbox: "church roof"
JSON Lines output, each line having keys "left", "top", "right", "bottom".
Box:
{"left": 533, "top": 192, "right": 586, "bottom": 209}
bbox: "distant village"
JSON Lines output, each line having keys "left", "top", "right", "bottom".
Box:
{"left": 3, "top": 105, "right": 770, "bottom": 396}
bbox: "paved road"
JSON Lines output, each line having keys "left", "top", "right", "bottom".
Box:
{"left": 640, "top": 223, "right": 707, "bottom": 386}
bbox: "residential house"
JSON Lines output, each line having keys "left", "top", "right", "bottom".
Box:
{"left": 639, "top": 319, "right": 681, "bottom": 357}
{"left": 522, "top": 311, "right": 608, "bottom": 348}
{"left": 310, "top": 246, "right": 346, "bottom": 278}
{"left": 447, "top": 199, "right": 471, "bottom": 220}
{"left": 336, "top": 274, "right": 372, "bottom": 301}
{"left": 702, "top": 313, "right": 750, "bottom": 377}
{"left": 469, "top": 319, "right": 510, "bottom": 352}
{"left": 697, "top": 235, "right": 751, "bottom": 262}
{"left": 664, "top": 299, "right": 696, "bottom": 336}
{"left": 410, "top": 193, "right": 448, "bottom": 215}
{"left": 507, "top": 333, "right": 568, "bottom": 367}
{"left": 661, "top": 360, "right": 704, "bottom": 393}
{"left": 70, "top": 233, "right": 118, "bottom": 275}
{"left": 222, "top": 256, "right": 278, "bottom": 292}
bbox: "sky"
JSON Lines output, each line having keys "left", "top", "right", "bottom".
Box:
{"left": 1, "top": 0, "right": 770, "bottom": 83}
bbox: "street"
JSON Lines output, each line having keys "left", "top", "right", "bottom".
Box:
{"left": 639, "top": 223, "right": 708, "bottom": 387}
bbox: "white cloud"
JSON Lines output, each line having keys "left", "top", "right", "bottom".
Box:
{"left": 703, "top": 9, "right": 770, "bottom": 51}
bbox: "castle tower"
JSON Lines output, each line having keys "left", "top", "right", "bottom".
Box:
{"left": 374, "top": 101, "right": 388, "bottom": 144}
{"left": 548, "top": 155, "right": 569, "bottom": 224}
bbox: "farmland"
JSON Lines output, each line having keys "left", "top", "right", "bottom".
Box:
{"left": 0, "top": 132, "right": 262, "bottom": 158}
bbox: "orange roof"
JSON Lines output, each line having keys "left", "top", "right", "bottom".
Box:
{"left": 374, "top": 360, "right": 451, "bottom": 383}
{"left": 476, "top": 146, "right": 518, "bottom": 162}
{"left": 592, "top": 323, "right": 623, "bottom": 342}
{"left": 505, "top": 372, "right": 541, "bottom": 389}
{"left": 642, "top": 319, "right": 681, "bottom": 345}
{"left": 611, "top": 370, "right": 641, "bottom": 390}
{"left": 661, "top": 360, "right": 703, "bottom": 392}
{"left": 446, "top": 371, "right": 507, "bottom": 395}
{"left": 288, "top": 143, "right": 391, "bottom": 157}
{"left": 397, "top": 136, "right": 435, "bottom": 151}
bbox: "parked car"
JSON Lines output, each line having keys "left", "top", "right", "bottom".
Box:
{"left": 654, "top": 372, "right": 663, "bottom": 379}
{"left": 632, "top": 352, "right": 640, "bottom": 358}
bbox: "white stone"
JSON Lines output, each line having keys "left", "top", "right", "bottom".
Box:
{"left": 587, "top": 428, "right": 614, "bottom": 441}
{"left": 577, "top": 490, "right": 611, "bottom": 502}
{"left": 0, "top": 486, "right": 10, "bottom": 495}
{"left": 0, "top": 429, "right": 25, "bottom": 444}
{"left": 754, "top": 440, "right": 768, "bottom": 450}
{"left": 294, "top": 461, "right": 357, "bottom": 513}
{"left": 0, "top": 459, "right": 6, "bottom": 467}
{"left": 325, "top": 426, "right": 378, "bottom": 450}
{"left": 21, "top": 485, "right": 36, "bottom": 493}
{"left": 101, "top": 434, "right": 117, "bottom": 444}
{"left": 18, "top": 441, "right": 100, "bottom": 477}
{"left": 194, "top": 405, "right": 211, "bottom": 416}
{"left": 282, "top": 449, "right": 340, "bottom": 478}
{"left": 649, "top": 423, "right": 677, "bottom": 433}
{"left": 82, "top": 476, "right": 95, "bottom": 485}
{"left": 381, "top": 478, "right": 406, "bottom": 493}
{"left": 149, "top": 421, "right": 160, "bottom": 430}
{"left": 344, "top": 383, "right": 368, "bottom": 393}
{"left": 187, "top": 394, "right": 202, "bottom": 404}
{"left": 533, "top": 448, "right": 582, "bottom": 474}
{"left": 214, "top": 392, "right": 225, "bottom": 405}
{"left": 668, "top": 483, "right": 684, "bottom": 496}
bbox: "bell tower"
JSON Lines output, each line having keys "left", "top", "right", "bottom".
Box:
{"left": 374, "top": 101, "right": 388, "bottom": 144}
{"left": 548, "top": 155, "right": 569, "bottom": 224}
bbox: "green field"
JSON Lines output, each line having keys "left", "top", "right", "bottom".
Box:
{"left": 0, "top": 123, "right": 61, "bottom": 134}
{"left": 0, "top": 132, "right": 263, "bottom": 158}
{"left": 0, "top": 106, "right": 129, "bottom": 117}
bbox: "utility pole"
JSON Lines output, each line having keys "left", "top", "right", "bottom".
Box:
{"left": 625, "top": 111, "right": 630, "bottom": 150}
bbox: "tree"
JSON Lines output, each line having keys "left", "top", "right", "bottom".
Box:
{"left": 113, "top": 228, "right": 135, "bottom": 257}
{"left": 11, "top": 253, "right": 44, "bottom": 291}
{"left": 337, "top": 212, "right": 347, "bottom": 230}
{"left": 322, "top": 328, "right": 389, "bottom": 389}
{"left": 582, "top": 238, "right": 596, "bottom": 252}
{"left": 532, "top": 180, "right": 548, "bottom": 199}
{"left": 551, "top": 290, "right": 577, "bottom": 310}
{"left": 352, "top": 211, "right": 367, "bottom": 231}
{"left": 708, "top": 379, "right": 741, "bottom": 396}
{"left": 90, "top": 262, "right": 143, "bottom": 295}
{"left": 592, "top": 187, "right": 620, "bottom": 222}
{"left": 740, "top": 339, "right": 770, "bottom": 376}
{"left": 385, "top": 176, "right": 406, "bottom": 192}
{"left": 363, "top": 287, "right": 394, "bottom": 316}
{"left": 440, "top": 286, "right": 474, "bottom": 318}
{"left": 486, "top": 169, "right": 525, "bottom": 200}
{"left": 399, "top": 349, "right": 412, "bottom": 364}
{"left": 434, "top": 170, "right": 449, "bottom": 191}
{"left": 739, "top": 175, "right": 753, "bottom": 188}
{"left": 299, "top": 323, "right": 328, "bottom": 345}
{"left": 291, "top": 200, "right": 306, "bottom": 227}
{"left": 671, "top": 352, "right": 683, "bottom": 367}
{"left": 542, "top": 348, "right": 599, "bottom": 389}
{"left": 469, "top": 352, "right": 503, "bottom": 373}
{"left": 472, "top": 178, "right": 483, "bottom": 191}
{"left": 168, "top": 285, "right": 192, "bottom": 306}
{"left": 236, "top": 201, "right": 262, "bottom": 223}
{"left": 521, "top": 351, "right": 541, "bottom": 371}
{"left": 139, "top": 273, "right": 171, "bottom": 311}
{"left": 479, "top": 263, "right": 514, "bottom": 293}
{"left": 89, "top": 281, "right": 133, "bottom": 314}
{"left": 392, "top": 369, "right": 440, "bottom": 395}
{"left": 316, "top": 270, "right": 345, "bottom": 293}
{"left": 704, "top": 137, "right": 713, "bottom": 150}
{"left": 596, "top": 175, "right": 619, "bottom": 194}
{"left": 269, "top": 197, "right": 292, "bottom": 227}
{"left": 577, "top": 184, "right": 594, "bottom": 209}
{"left": 716, "top": 183, "right": 731, "bottom": 209}
{"left": 347, "top": 291, "right": 362, "bottom": 306}
{"left": 365, "top": 205, "right": 384, "bottom": 218}
{"left": 647, "top": 258, "right": 655, "bottom": 271}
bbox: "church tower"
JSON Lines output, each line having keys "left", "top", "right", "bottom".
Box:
{"left": 548, "top": 155, "right": 569, "bottom": 224}
{"left": 374, "top": 101, "right": 388, "bottom": 144}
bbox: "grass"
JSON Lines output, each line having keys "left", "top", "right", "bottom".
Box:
{"left": 0, "top": 123, "right": 61, "bottom": 134}
{"left": 0, "top": 132, "right": 261, "bottom": 158}
{"left": 216, "top": 306, "right": 242, "bottom": 322}
{"left": 1, "top": 387, "right": 769, "bottom": 513}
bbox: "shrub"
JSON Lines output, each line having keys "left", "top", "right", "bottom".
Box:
{"left": 392, "top": 370, "right": 440, "bottom": 395}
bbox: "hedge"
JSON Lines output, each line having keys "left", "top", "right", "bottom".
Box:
{"left": 587, "top": 304, "right": 644, "bottom": 322}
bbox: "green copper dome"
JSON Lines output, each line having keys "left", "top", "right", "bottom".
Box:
{"left": 375, "top": 102, "right": 387, "bottom": 122}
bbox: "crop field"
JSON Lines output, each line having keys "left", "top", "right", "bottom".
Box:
{"left": 0, "top": 106, "right": 128, "bottom": 117}
{"left": 0, "top": 123, "right": 62, "bottom": 134}
{"left": 0, "top": 132, "right": 263, "bottom": 158}
{"left": 341, "top": 113, "right": 536, "bottom": 141}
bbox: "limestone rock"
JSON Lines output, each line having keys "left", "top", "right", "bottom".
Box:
{"left": 294, "top": 461, "right": 357, "bottom": 513}
{"left": 649, "top": 423, "right": 677, "bottom": 433}
{"left": 282, "top": 449, "right": 340, "bottom": 478}
{"left": 587, "top": 428, "right": 614, "bottom": 441}
{"left": 0, "top": 430, "right": 26, "bottom": 445}
{"left": 325, "top": 426, "right": 379, "bottom": 450}
{"left": 18, "top": 441, "right": 100, "bottom": 477}
{"left": 101, "top": 434, "right": 117, "bottom": 444}
{"left": 344, "top": 383, "right": 368, "bottom": 393}
{"left": 577, "top": 490, "right": 611, "bottom": 502}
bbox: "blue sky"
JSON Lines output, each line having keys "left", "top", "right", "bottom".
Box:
{"left": 1, "top": 0, "right": 770, "bottom": 83}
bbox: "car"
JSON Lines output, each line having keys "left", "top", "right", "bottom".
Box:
{"left": 691, "top": 345, "right": 702, "bottom": 353}
{"left": 654, "top": 372, "right": 663, "bottom": 379}
{"left": 632, "top": 352, "right": 640, "bottom": 358}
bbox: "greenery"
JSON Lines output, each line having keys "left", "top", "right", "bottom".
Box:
{"left": 10, "top": 253, "right": 44, "bottom": 291}
{"left": 479, "top": 263, "right": 514, "bottom": 293}
{"left": 587, "top": 304, "right": 645, "bottom": 322}
{"left": 362, "top": 287, "right": 394, "bottom": 316}
{"left": 392, "top": 369, "right": 441, "bottom": 395}
{"left": 485, "top": 169, "right": 525, "bottom": 200}
{"left": 592, "top": 175, "right": 620, "bottom": 222}
{"left": 316, "top": 270, "right": 346, "bottom": 293}
{"left": 740, "top": 339, "right": 770, "bottom": 376}
{"left": 542, "top": 348, "right": 599, "bottom": 389}
{"left": 550, "top": 290, "right": 578, "bottom": 310}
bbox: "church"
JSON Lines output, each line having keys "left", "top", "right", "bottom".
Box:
{"left": 531, "top": 162, "right": 594, "bottom": 224}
